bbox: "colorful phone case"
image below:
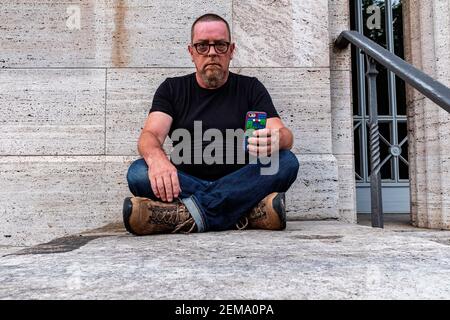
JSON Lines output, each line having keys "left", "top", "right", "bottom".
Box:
{"left": 244, "top": 111, "right": 267, "bottom": 151}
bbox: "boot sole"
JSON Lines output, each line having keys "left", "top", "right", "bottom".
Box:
{"left": 123, "top": 197, "right": 138, "bottom": 235}
{"left": 272, "top": 192, "right": 287, "bottom": 230}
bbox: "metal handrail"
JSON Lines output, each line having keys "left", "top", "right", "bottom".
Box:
{"left": 335, "top": 30, "right": 450, "bottom": 112}
{"left": 334, "top": 30, "right": 450, "bottom": 228}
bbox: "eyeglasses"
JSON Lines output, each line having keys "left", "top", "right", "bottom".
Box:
{"left": 192, "top": 41, "right": 230, "bottom": 55}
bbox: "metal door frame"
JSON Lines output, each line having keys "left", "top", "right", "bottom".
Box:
{"left": 352, "top": 0, "right": 410, "bottom": 213}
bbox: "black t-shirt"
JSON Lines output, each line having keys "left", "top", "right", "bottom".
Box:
{"left": 149, "top": 71, "right": 279, "bottom": 181}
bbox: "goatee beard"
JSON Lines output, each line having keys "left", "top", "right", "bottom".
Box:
{"left": 201, "top": 68, "right": 225, "bottom": 89}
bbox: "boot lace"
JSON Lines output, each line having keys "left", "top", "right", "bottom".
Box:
{"left": 148, "top": 201, "right": 196, "bottom": 233}
{"left": 235, "top": 216, "right": 249, "bottom": 230}
{"left": 235, "top": 201, "right": 267, "bottom": 230}
{"left": 248, "top": 201, "right": 267, "bottom": 220}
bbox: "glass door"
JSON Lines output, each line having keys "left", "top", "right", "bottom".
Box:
{"left": 351, "top": 0, "right": 410, "bottom": 213}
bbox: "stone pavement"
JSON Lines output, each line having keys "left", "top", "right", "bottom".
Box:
{"left": 1, "top": 218, "right": 450, "bottom": 300}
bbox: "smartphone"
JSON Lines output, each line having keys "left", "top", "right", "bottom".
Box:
{"left": 244, "top": 111, "right": 267, "bottom": 151}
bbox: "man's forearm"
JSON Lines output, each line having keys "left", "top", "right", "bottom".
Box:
{"left": 138, "top": 131, "right": 167, "bottom": 165}
{"left": 278, "top": 127, "right": 294, "bottom": 150}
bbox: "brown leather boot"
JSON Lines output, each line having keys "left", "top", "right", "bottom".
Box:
{"left": 236, "top": 192, "right": 286, "bottom": 231}
{"left": 123, "top": 197, "right": 196, "bottom": 235}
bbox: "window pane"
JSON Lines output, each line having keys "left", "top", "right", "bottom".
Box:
{"left": 354, "top": 122, "right": 363, "bottom": 180}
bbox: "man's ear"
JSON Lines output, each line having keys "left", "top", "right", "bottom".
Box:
{"left": 188, "top": 45, "right": 194, "bottom": 61}
{"left": 230, "top": 43, "right": 236, "bottom": 60}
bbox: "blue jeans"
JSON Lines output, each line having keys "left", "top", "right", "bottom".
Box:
{"left": 126, "top": 150, "right": 299, "bottom": 232}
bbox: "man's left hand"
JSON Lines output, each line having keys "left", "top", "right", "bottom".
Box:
{"left": 247, "top": 128, "right": 280, "bottom": 157}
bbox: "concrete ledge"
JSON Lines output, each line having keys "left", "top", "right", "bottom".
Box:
{"left": 1, "top": 221, "right": 449, "bottom": 299}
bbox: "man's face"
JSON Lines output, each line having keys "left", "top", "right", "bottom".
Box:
{"left": 189, "top": 21, "right": 235, "bottom": 88}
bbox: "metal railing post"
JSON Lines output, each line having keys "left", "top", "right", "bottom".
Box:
{"left": 365, "top": 55, "right": 384, "bottom": 228}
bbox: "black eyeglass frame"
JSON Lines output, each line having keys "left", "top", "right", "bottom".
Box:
{"left": 191, "top": 41, "right": 231, "bottom": 55}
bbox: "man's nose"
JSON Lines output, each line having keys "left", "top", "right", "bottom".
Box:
{"left": 207, "top": 45, "right": 218, "bottom": 56}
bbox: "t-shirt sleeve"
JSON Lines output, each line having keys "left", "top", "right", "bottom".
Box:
{"left": 149, "top": 78, "right": 175, "bottom": 119}
{"left": 250, "top": 78, "right": 280, "bottom": 119}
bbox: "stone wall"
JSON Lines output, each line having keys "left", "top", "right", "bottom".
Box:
{"left": 0, "top": 0, "right": 354, "bottom": 245}
{"left": 404, "top": 0, "right": 450, "bottom": 229}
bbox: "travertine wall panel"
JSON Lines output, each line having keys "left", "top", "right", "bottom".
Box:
{"left": 232, "top": 0, "right": 329, "bottom": 67}
{"left": 0, "top": 0, "right": 358, "bottom": 245}
{"left": 404, "top": 0, "right": 450, "bottom": 229}
{"left": 0, "top": 69, "right": 105, "bottom": 155}
{"left": 0, "top": 156, "right": 133, "bottom": 246}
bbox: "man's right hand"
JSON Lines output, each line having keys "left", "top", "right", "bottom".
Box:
{"left": 138, "top": 111, "right": 179, "bottom": 203}
{"left": 147, "top": 153, "right": 181, "bottom": 203}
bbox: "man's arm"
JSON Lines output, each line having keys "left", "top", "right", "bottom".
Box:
{"left": 138, "top": 111, "right": 170, "bottom": 161}
{"left": 266, "top": 117, "right": 293, "bottom": 150}
{"left": 138, "top": 111, "right": 180, "bottom": 202}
